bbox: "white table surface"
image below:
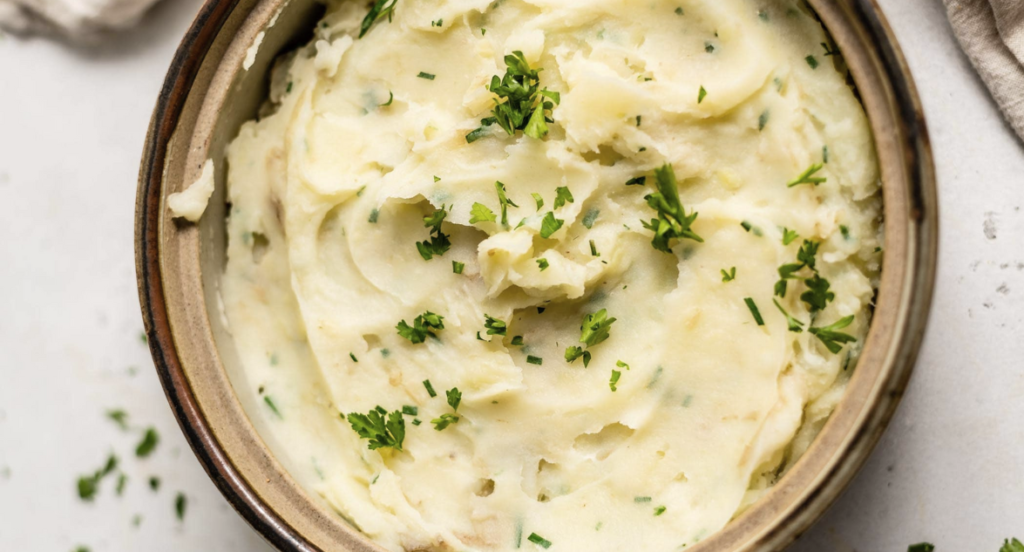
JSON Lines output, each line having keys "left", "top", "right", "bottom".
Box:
{"left": 0, "top": 0, "right": 1021, "bottom": 550}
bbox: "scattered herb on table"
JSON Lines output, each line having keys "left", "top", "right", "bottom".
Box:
{"left": 106, "top": 409, "right": 129, "bottom": 431}
{"left": 135, "top": 428, "right": 159, "bottom": 458}
{"left": 175, "top": 492, "right": 187, "bottom": 521}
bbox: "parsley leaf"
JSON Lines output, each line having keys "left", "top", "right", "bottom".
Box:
{"left": 800, "top": 274, "right": 835, "bottom": 312}
{"left": 416, "top": 206, "right": 451, "bottom": 260}
{"left": 809, "top": 316, "right": 857, "bottom": 354}
{"left": 135, "top": 428, "right": 159, "bottom": 458}
{"left": 625, "top": 176, "right": 646, "bottom": 186}
{"left": 532, "top": 192, "right": 544, "bottom": 211}
{"left": 698, "top": 85, "right": 707, "bottom": 103}
{"left": 565, "top": 309, "right": 616, "bottom": 366}
{"left": 773, "top": 299, "right": 805, "bottom": 332}
{"left": 540, "top": 212, "right": 564, "bottom": 238}
{"left": 782, "top": 227, "right": 799, "bottom": 245}
{"left": 358, "top": 0, "right": 398, "bottom": 38}
{"left": 432, "top": 388, "right": 462, "bottom": 430}
{"left": 469, "top": 202, "right": 497, "bottom": 224}
{"left": 484, "top": 315, "right": 507, "bottom": 336}
{"left": 907, "top": 545, "right": 934, "bottom": 552}
{"left": 553, "top": 186, "right": 574, "bottom": 209}
{"left": 787, "top": 163, "right": 827, "bottom": 187}
{"left": 396, "top": 311, "right": 445, "bottom": 344}
{"left": 446, "top": 388, "right": 462, "bottom": 411}
{"left": 1000, "top": 538, "right": 1024, "bottom": 552}
{"left": 347, "top": 407, "right": 406, "bottom": 451}
{"left": 467, "top": 51, "right": 559, "bottom": 142}
{"left": 609, "top": 369, "right": 622, "bottom": 391}
{"left": 537, "top": 258, "right": 549, "bottom": 271}
{"left": 106, "top": 409, "right": 129, "bottom": 431}
{"left": 642, "top": 164, "right": 703, "bottom": 252}
{"left": 721, "top": 267, "right": 736, "bottom": 282}
{"left": 495, "top": 181, "right": 519, "bottom": 227}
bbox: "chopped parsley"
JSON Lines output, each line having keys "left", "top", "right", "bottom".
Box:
{"left": 264, "top": 396, "right": 283, "bottom": 419}
{"left": 583, "top": 208, "right": 600, "bottom": 228}
{"left": 642, "top": 164, "right": 703, "bottom": 252}
{"left": 469, "top": 202, "right": 497, "bottom": 224}
{"left": 347, "top": 407, "right": 406, "bottom": 451}
{"left": 907, "top": 544, "right": 934, "bottom": 552}
{"left": 636, "top": 115, "right": 642, "bottom": 127}
{"left": 527, "top": 533, "right": 552, "bottom": 549}
{"left": 787, "top": 163, "right": 826, "bottom": 187}
{"left": 782, "top": 228, "right": 799, "bottom": 245}
{"left": 609, "top": 369, "right": 621, "bottom": 391}
{"left": 116, "top": 473, "right": 127, "bottom": 495}
{"left": 511, "top": 336, "right": 524, "bottom": 346}
{"left": 77, "top": 453, "right": 119, "bottom": 501}
{"left": 721, "top": 267, "right": 736, "bottom": 282}
{"left": 532, "top": 192, "right": 544, "bottom": 210}
{"left": 822, "top": 42, "right": 838, "bottom": 57}
{"left": 740, "top": 221, "right": 763, "bottom": 236}
{"left": 527, "top": 355, "right": 543, "bottom": 365}
{"left": 553, "top": 186, "right": 574, "bottom": 209}
{"left": 149, "top": 476, "right": 160, "bottom": 491}
{"left": 484, "top": 315, "right": 507, "bottom": 336}
{"left": 358, "top": 0, "right": 397, "bottom": 38}
{"left": 744, "top": 297, "right": 765, "bottom": 326}
{"left": 773, "top": 299, "right": 805, "bottom": 332}
{"left": 415, "top": 206, "right": 451, "bottom": 260}
{"left": 417, "top": 71, "right": 436, "bottom": 80}
{"left": 805, "top": 55, "right": 819, "bottom": 69}
{"left": 135, "top": 428, "right": 159, "bottom": 458}
{"left": 368, "top": 208, "right": 380, "bottom": 223}
{"left": 626, "top": 176, "right": 647, "bottom": 186}
{"left": 565, "top": 309, "right": 616, "bottom": 366}
{"left": 540, "top": 212, "right": 564, "bottom": 238}
{"left": 634, "top": 496, "right": 652, "bottom": 503}
{"left": 775, "top": 240, "right": 821, "bottom": 298}
{"left": 431, "top": 18, "right": 443, "bottom": 27}
{"left": 431, "top": 388, "right": 462, "bottom": 430}
{"left": 466, "top": 51, "right": 560, "bottom": 142}
{"left": 537, "top": 258, "right": 549, "bottom": 271}
{"left": 396, "top": 311, "right": 445, "bottom": 344}
{"left": 698, "top": 85, "right": 707, "bottom": 104}
{"left": 175, "top": 492, "right": 187, "bottom": 521}
{"left": 1001, "top": 538, "right": 1024, "bottom": 552}
{"left": 495, "top": 181, "right": 519, "bottom": 227}
{"left": 452, "top": 261, "right": 465, "bottom": 274}
{"left": 423, "top": 379, "right": 437, "bottom": 397}
{"left": 107, "top": 409, "right": 129, "bottom": 431}
{"left": 705, "top": 41, "right": 715, "bottom": 53}
{"left": 350, "top": 352, "right": 358, "bottom": 362}
{"left": 654, "top": 505, "right": 667, "bottom": 516}
{"left": 808, "top": 316, "right": 857, "bottom": 353}
{"left": 840, "top": 224, "right": 851, "bottom": 240}
{"left": 758, "top": 109, "right": 770, "bottom": 131}
{"left": 801, "top": 274, "right": 835, "bottom": 312}
{"left": 823, "top": 145, "right": 829, "bottom": 163}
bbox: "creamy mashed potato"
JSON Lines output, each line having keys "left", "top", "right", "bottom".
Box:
{"left": 220, "top": 0, "right": 882, "bottom": 550}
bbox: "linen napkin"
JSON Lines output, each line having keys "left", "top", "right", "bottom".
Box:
{"left": 0, "top": 0, "right": 161, "bottom": 38}
{"left": 944, "top": 0, "right": 1024, "bottom": 141}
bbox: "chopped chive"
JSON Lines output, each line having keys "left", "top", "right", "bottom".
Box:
{"left": 582, "top": 208, "right": 600, "bottom": 229}
{"left": 654, "top": 505, "right": 667, "bottom": 516}
{"left": 537, "top": 258, "right": 549, "bottom": 271}
{"left": 412, "top": 418, "right": 422, "bottom": 425}
{"left": 527, "top": 533, "right": 552, "bottom": 549}
{"left": 264, "top": 396, "right": 283, "bottom": 418}
{"left": 368, "top": 208, "right": 380, "bottom": 223}
{"left": 721, "top": 267, "right": 736, "bottom": 282}
{"left": 823, "top": 145, "right": 829, "bottom": 163}
{"left": 402, "top": 405, "right": 418, "bottom": 416}
{"left": 350, "top": 352, "right": 358, "bottom": 362}
{"left": 532, "top": 192, "right": 544, "bottom": 211}
{"left": 609, "top": 369, "right": 621, "bottom": 391}
{"left": 526, "top": 355, "right": 543, "bottom": 365}
{"left": 417, "top": 72, "right": 436, "bottom": 80}
{"left": 758, "top": 109, "right": 770, "bottom": 131}
{"left": 452, "top": 261, "right": 465, "bottom": 274}
{"left": 635, "top": 496, "right": 652, "bottom": 503}
{"left": 626, "top": 176, "right": 646, "bottom": 186}
{"left": 805, "top": 55, "right": 819, "bottom": 69}
{"left": 589, "top": 240, "right": 600, "bottom": 257}
{"left": 744, "top": 298, "right": 765, "bottom": 326}
{"left": 423, "top": 380, "right": 437, "bottom": 397}
{"left": 511, "top": 336, "right": 524, "bottom": 346}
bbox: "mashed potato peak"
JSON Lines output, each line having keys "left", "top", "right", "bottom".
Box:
{"left": 220, "top": 1, "right": 881, "bottom": 550}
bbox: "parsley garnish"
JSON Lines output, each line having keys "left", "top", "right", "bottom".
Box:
{"left": 806, "top": 55, "right": 819, "bottom": 69}
{"left": 744, "top": 298, "right": 765, "bottom": 326}
{"left": 758, "top": 109, "right": 770, "bottom": 131}
{"left": 431, "top": 388, "right": 462, "bottom": 430}
{"left": 698, "top": 85, "right": 707, "bottom": 103}
{"left": 609, "top": 369, "right": 621, "bottom": 391}
{"left": 721, "top": 267, "right": 736, "bottom": 282}
{"left": 423, "top": 380, "right": 437, "bottom": 397}
{"left": 775, "top": 240, "right": 820, "bottom": 298}
{"left": 381, "top": 91, "right": 394, "bottom": 107}
{"left": 416, "top": 206, "right": 451, "bottom": 260}
{"left": 635, "top": 496, "right": 652, "bottom": 502}
{"left": 350, "top": 352, "right": 358, "bottom": 362}
{"left": 149, "top": 476, "right": 160, "bottom": 491}
{"left": 466, "top": 51, "right": 560, "bottom": 142}
{"left": 642, "top": 164, "right": 703, "bottom": 252}
{"left": 809, "top": 316, "right": 857, "bottom": 353}
{"left": 511, "top": 336, "right": 524, "bottom": 346}
{"left": 782, "top": 228, "right": 799, "bottom": 245}
{"left": 484, "top": 315, "right": 507, "bottom": 336}
{"left": 1001, "top": 538, "right": 1024, "bottom": 552}
{"left": 675, "top": 7, "right": 684, "bottom": 15}
{"left": 907, "top": 545, "right": 934, "bottom": 552}
{"left": 583, "top": 208, "right": 600, "bottom": 228}
{"left": 801, "top": 274, "right": 835, "bottom": 312}
{"left": 77, "top": 453, "right": 119, "bottom": 501}
{"left": 565, "top": 309, "right": 616, "bottom": 366}
{"left": 368, "top": 208, "right": 380, "bottom": 223}
{"left": 417, "top": 71, "right": 436, "bottom": 80}
{"left": 469, "top": 202, "right": 497, "bottom": 224}
{"left": 705, "top": 41, "right": 715, "bottom": 53}
{"left": 626, "top": 176, "right": 647, "bottom": 186}
{"left": 431, "top": 18, "right": 443, "bottom": 27}
{"left": 773, "top": 299, "right": 805, "bottom": 332}
{"left": 135, "top": 428, "right": 159, "bottom": 458}
{"left": 396, "top": 311, "right": 445, "bottom": 344}
{"left": 823, "top": 145, "right": 829, "bottom": 163}
{"left": 540, "top": 212, "right": 564, "bottom": 238}
{"left": 347, "top": 407, "right": 406, "bottom": 451}
{"left": 553, "top": 186, "right": 574, "bottom": 209}
{"left": 787, "top": 163, "right": 826, "bottom": 187}
{"left": 175, "top": 492, "right": 187, "bottom": 521}
{"left": 453, "top": 261, "right": 465, "bottom": 274}
{"left": 532, "top": 192, "right": 544, "bottom": 211}
{"left": 107, "top": 409, "right": 129, "bottom": 430}
{"left": 527, "top": 533, "right": 552, "bottom": 549}
{"left": 654, "top": 505, "right": 667, "bottom": 516}
{"left": 264, "top": 396, "right": 283, "bottom": 418}
{"left": 358, "top": 0, "right": 397, "bottom": 38}
{"left": 495, "top": 181, "right": 519, "bottom": 227}
{"left": 526, "top": 355, "right": 543, "bottom": 365}
{"left": 537, "top": 258, "right": 549, "bottom": 271}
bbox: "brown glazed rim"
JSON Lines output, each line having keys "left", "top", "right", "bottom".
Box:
{"left": 136, "top": 1, "right": 937, "bottom": 551}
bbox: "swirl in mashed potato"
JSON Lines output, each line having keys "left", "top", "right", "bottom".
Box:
{"left": 219, "top": 0, "right": 882, "bottom": 550}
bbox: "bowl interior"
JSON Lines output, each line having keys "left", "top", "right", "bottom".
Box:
{"left": 139, "top": 1, "right": 937, "bottom": 550}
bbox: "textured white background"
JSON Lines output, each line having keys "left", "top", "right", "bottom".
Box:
{"left": 0, "top": 0, "right": 1021, "bottom": 550}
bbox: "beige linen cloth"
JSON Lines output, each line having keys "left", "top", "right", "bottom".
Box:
{"left": 945, "top": 0, "right": 1024, "bottom": 140}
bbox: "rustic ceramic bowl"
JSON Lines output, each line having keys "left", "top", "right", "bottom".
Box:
{"left": 136, "top": 1, "right": 938, "bottom": 550}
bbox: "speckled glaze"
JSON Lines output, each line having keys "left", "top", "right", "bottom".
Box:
{"left": 135, "top": 1, "right": 938, "bottom": 550}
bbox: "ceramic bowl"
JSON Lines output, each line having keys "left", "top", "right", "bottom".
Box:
{"left": 136, "top": 1, "right": 938, "bottom": 550}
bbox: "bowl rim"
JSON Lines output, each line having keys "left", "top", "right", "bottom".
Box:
{"left": 136, "top": 0, "right": 938, "bottom": 550}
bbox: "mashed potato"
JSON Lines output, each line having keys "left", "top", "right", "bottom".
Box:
{"left": 219, "top": 0, "right": 882, "bottom": 550}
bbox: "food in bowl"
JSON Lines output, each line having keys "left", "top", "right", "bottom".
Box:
{"left": 220, "top": 0, "right": 881, "bottom": 550}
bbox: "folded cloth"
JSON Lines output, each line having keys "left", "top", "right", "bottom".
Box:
{"left": 0, "top": 0, "right": 161, "bottom": 39}
{"left": 944, "top": 0, "right": 1024, "bottom": 141}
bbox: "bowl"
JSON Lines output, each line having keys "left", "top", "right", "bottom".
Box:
{"left": 135, "top": 1, "right": 938, "bottom": 550}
